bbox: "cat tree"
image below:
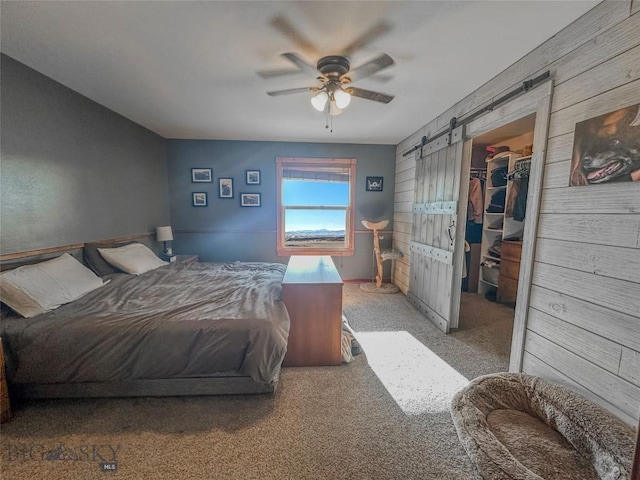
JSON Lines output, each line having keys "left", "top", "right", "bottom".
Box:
{"left": 360, "top": 220, "right": 402, "bottom": 294}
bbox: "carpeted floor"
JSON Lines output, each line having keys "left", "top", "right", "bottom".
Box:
{"left": 0, "top": 285, "right": 514, "bottom": 479}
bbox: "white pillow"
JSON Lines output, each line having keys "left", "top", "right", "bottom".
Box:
{"left": 98, "top": 243, "right": 167, "bottom": 275}
{"left": 0, "top": 253, "right": 107, "bottom": 318}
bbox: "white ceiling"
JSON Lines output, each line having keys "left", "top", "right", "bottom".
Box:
{"left": 1, "top": 1, "right": 599, "bottom": 145}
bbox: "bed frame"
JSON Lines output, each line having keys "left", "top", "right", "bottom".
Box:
{"left": 0, "top": 234, "right": 280, "bottom": 398}
{"left": 0, "top": 233, "right": 154, "bottom": 269}
{"left": 11, "top": 375, "right": 277, "bottom": 399}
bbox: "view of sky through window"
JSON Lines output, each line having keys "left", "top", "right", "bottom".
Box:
{"left": 283, "top": 180, "right": 348, "bottom": 232}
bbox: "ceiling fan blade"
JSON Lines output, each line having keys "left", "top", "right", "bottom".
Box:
{"left": 257, "top": 68, "right": 303, "bottom": 79}
{"left": 342, "top": 22, "right": 392, "bottom": 57}
{"left": 347, "top": 87, "right": 394, "bottom": 104}
{"left": 267, "top": 87, "right": 318, "bottom": 97}
{"left": 346, "top": 53, "right": 395, "bottom": 83}
{"left": 367, "top": 73, "right": 393, "bottom": 84}
{"left": 271, "top": 16, "right": 319, "bottom": 57}
{"left": 281, "top": 52, "right": 321, "bottom": 79}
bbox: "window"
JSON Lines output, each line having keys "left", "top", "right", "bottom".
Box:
{"left": 276, "top": 157, "right": 356, "bottom": 256}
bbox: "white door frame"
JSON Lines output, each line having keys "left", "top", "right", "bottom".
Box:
{"left": 464, "top": 80, "right": 554, "bottom": 372}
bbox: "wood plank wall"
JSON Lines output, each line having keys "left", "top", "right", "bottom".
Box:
{"left": 392, "top": 0, "right": 640, "bottom": 424}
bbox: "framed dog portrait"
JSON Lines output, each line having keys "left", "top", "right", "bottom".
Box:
{"left": 570, "top": 103, "right": 640, "bottom": 186}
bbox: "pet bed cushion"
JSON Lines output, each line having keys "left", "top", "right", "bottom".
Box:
{"left": 450, "top": 372, "right": 635, "bottom": 480}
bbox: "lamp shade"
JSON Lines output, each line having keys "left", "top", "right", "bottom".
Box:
{"left": 334, "top": 88, "right": 351, "bottom": 109}
{"left": 156, "top": 226, "right": 173, "bottom": 242}
{"left": 311, "top": 91, "right": 329, "bottom": 111}
{"left": 328, "top": 101, "right": 343, "bottom": 116}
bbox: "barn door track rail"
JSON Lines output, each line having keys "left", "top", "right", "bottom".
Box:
{"left": 402, "top": 70, "right": 551, "bottom": 157}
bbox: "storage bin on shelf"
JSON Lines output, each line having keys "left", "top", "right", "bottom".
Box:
{"left": 480, "top": 259, "right": 500, "bottom": 286}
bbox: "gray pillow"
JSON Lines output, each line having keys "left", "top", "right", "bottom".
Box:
{"left": 97, "top": 243, "right": 167, "bottom": 275}
{"left": 84, "top": 241, "right": 137, "bottom": 277}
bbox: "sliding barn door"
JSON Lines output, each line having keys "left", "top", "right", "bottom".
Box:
{"left": 408, "top": 125, "right": 469, "bottom": 333}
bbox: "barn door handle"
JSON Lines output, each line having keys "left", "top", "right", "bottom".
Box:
{"left": 447, "top": 220, "right": 455, "bottom": 246}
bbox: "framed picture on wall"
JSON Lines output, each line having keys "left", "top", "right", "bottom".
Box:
{"left": 218, "top": 178, "right": 234, "bottom": 198}
{"left": 569, "top": 103, "right": 640, "bottom": 186}
{"left": 366, "top": 176, "right": 383, "bottom": 191}
{"left": 246, "top": 170, "right": 261, "bottom": 185}
{"left": 240, "top": 193, "right": 261, "bottom": 207}
{"left": 191, "top": 168, "right": 212, "bottom": 183}
{"left": 192, "top": 192, "right": 208, "bottom": 207}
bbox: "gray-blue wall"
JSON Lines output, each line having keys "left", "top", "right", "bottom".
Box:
{"left": 0, "top": 54, "right": 170, "bottom": 254}
{"left": 167, "top": 140, "right": 396, "bottom": 280}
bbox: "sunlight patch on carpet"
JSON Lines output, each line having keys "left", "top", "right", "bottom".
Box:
{"left": 356, "top": 331, "right": 469, "bottom": 415}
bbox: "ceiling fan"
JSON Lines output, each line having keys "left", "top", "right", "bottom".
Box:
{"left": 261, "top": 15, "right": 395, "bottom": 117}
{"left": 266, "top": 52, "right": 395, "bottom": 116}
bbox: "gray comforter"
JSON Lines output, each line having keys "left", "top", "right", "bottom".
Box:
{"left": 1, "top": 261, "right": 289, "bottom": 386}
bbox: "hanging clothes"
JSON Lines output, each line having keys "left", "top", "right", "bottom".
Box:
{"left": 462, "top": 241, "right": 471, "bottom": 279}
{"left": 465, "top": 221, "right": 483, "bottom": 244}
{"left": 467, "top": 177, "right": 484, "bottom": 224}
{"left": 505, "top": 180, "right": 519, "bottom": 218}
{"left": 513, "top": 176, "right": 529, "bottom": 221}
{"left": 506, "top": 159, "right": 531, "bottom": 221}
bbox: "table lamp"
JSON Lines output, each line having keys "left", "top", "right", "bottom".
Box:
{"left": 156, "top": 226, "right": 174, "bottom": 257}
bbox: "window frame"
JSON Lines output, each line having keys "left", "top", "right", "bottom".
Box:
{"left": 276, "top": 157, "right": 356, "bottom": 257}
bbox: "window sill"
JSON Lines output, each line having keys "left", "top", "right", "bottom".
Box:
{"left": 277, "top": 247, "right": 355, "bottom": 257}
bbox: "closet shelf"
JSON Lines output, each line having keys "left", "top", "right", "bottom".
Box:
{"left": 479, "top": 151, "right": 524, "bottom": 296}
{"left": 479, "top": 278, "right": 499, "bottom": 288}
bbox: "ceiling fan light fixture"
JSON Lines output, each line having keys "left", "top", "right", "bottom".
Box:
{"left": 329, "top": 101, "right": 343, "bottom": 116}
{"left": 311, "top": 91, "right": 328, "bottom": 111}
{"left": 334, "top": 88, "right": 351, "bottom": 109}
{"left": 265, "top": 52, "right": 395, "bottom": 127}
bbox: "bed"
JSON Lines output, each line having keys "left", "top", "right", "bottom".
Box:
{"left": 0, "top": 241, "right": 290, "bottom": 398}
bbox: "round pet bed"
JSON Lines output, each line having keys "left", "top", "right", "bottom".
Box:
{"left": 450, "top": 373, "right": 636, "bottom": 480}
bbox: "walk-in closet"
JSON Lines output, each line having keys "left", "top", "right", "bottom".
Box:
{"left": 461, "top": 114, "right": 537, "bottom": 353}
